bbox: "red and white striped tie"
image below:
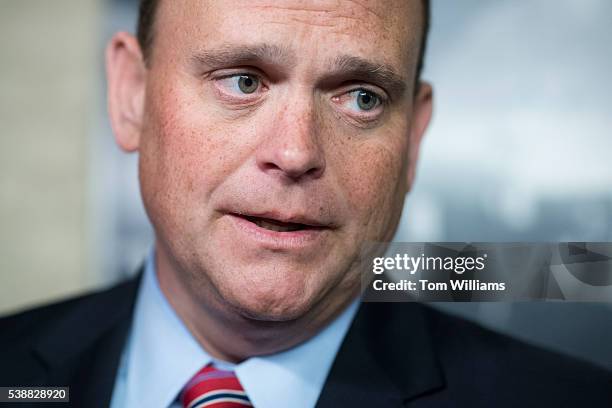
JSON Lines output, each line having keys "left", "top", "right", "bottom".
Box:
{"left": 181, "top": 364, "right": 253, "bottom": 408}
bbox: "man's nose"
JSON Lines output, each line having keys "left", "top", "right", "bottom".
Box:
{"left": 256, "top": 101, "right": 326, "bottom": 182}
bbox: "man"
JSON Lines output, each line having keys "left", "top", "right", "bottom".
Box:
{"left": 1, "top": 1, "right": 611, "bottom": 407}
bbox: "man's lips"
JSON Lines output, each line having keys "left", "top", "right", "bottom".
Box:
{"left": 230, "top": 212, "right": 331, "bottom": 233}
{"left": 222, "top": 210, "right": 335, "bottom": 250}
{"left": 241, "top": 215, "right": 317, "bottom": 232}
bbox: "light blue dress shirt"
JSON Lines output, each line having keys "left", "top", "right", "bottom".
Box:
{"left": 110, "top": 251, "right": 359, "bottom": 408}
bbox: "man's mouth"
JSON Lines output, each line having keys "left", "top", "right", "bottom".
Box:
{"left": 226, "top": 210, "right": 333, "bottom": 248}
{"left": 240, "top": 215, "right": 324, "bottom": 233}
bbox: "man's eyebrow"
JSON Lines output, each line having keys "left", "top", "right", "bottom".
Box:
{"left": 330, "top": 55, "right": 408, "bottom": 97}
{"left": 191, "top": 44, "right": 295, "bottom": 69}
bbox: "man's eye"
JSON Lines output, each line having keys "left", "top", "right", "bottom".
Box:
{"left": 237, "top": 75, "right": 259, "bottom": 93}
{"left": 348, "top": 90, "right": 382, "bottom": 111}
{"left": 218, "top": 74, "right": 261, "bottom": 95}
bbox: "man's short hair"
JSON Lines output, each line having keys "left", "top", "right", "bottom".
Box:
{"left": 136, "top": 0, "right": 430, "bottom": 82}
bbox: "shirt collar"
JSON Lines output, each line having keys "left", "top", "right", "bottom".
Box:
{"left": 121, "top": 251, "right": 359, "bottom": 408}
{"left": 236, "top": 299, "right": 358, "bottom": 408}
{"left": 122, "top": 252, "right": 213, "bottom": 407}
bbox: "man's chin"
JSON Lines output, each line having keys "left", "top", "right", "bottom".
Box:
{"left": 219, "top": 284, "right": 316, "bottom": 323}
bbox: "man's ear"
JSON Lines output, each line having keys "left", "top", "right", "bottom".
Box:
{"left": 106, "top": 32, "right": 146, "bottom": 152}
{"left": 406, "top": 81, "right": 433, "bottom": 191}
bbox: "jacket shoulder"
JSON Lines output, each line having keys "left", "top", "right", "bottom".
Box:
{"left": 422, "top": 305, "right": 612, "bottom": 403}
{"left": 0, "top": 276, "right": 140, "bottom": 405}
{"left": 424, "top": 305, "right": 610, "bottom": 375}
{"left": 0, "top": 276, "right": 140, "bottom": 349}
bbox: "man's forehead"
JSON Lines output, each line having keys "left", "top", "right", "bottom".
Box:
{"left": 164, "top": 0, "right": 420, "bottom": 21}
{"left": 220, "top": 0, "right": 411, "bottom": 22}
{"left": 155, "top": 0, "right": 422, "bottom": 75}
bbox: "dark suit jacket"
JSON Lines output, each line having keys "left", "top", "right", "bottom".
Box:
{"left": 1, "top": 275, "right": 611, "bottom": 407}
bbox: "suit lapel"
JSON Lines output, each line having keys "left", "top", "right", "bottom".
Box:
{"left": 32, "top": 274, "right": 140, "bottom": 407}
{"left": 316, "top": 302, "right": 445, "bottom": 407}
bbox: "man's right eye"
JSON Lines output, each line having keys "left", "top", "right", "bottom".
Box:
{"left": 216, "top": 74, "right": 261, "bottom": 95}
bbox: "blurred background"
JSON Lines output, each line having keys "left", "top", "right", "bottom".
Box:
{"left": 1, "top": 0, "right": 611, "bottom": 369}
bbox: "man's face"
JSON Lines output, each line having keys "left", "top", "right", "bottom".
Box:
{"left": 130, "top": 0, "right": 430, "bottom": 321}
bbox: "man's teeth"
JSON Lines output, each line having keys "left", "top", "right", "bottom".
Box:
{"left": 253, "top": 219, "right": 304, "bottom": 232}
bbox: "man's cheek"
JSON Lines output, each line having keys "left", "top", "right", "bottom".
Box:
{"left": 345, "top": 146, "right": 402, "bottom": 205}
{"left": 153, "top": 124, "right": 227, "bottom": 190}
{"left": 342, "top": 150, "right": 405, "bottom": 238}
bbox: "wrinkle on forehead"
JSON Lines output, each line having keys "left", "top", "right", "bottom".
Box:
{"left": 247, "top": 0, "right": 403, "bottom": 26}
{"left": 158, "top": 0, "right": 421, "bottom": 77}
{"left": 234, "top": 0, "right": 415, "bottom": 55}
{"left": 161, "top": 0, "right": 419, "bottom": 37}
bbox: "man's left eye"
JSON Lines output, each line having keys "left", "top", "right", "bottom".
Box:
{"left": 218, "top": 74, "right": 261, "bottom": 95}
{"left": 346, "top": 90, "right": 382, "bottom": 112}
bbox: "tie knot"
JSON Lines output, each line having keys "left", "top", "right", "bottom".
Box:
{"left": 181, "top": 364, "right": 253, "bottom": 408}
